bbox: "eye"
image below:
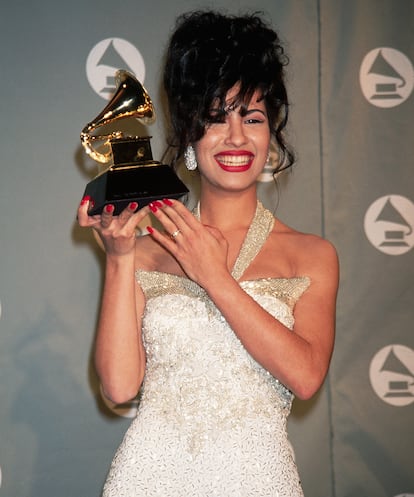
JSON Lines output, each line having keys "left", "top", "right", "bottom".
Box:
{"left": 245, "top": 117, "right": 265, "bottom": 124}
{"left": 243, "top": 109, "right": 267, "bottom": 124}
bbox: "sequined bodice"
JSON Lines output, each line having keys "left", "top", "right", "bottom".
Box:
{"left": 136, "top": 271, "right": 310, "bottom": 453}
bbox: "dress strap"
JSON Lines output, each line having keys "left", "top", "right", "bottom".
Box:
{"left": 193, "top": 200, "right": 275, "bottom": 281}
{"left": 230, "top": 201, "right": 275, "bottom": 281}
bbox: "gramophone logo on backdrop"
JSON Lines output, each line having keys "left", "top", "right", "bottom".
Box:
{"left": 360, "top": 48, "right": 413, "bottom": 108}
{"left": 370, "top": 345, "right": 414, "bottom": 407}
{"left": 364, "top": 195, "right": 414, "bottom": 255}
{"left": 86, "top": 38, "right": 146, "bottom": 99}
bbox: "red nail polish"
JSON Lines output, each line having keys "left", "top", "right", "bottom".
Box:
{"left": 146, "top": 226, "right": 154, "bottom": 234}
{"left": 80, "top": 195, "right": 91, "bottom": 205}
{"left": 162, "top": 198, "right": 173, "bottom": 206}
{"left": 149, "top": 203, "right": 157, "bottom": 213}
{"left": 154, "top": 200, "right": 163, "bottom": 208}
{"left": 129, "top": 202, "right": 138, "bottom": 211}
{"left": 105, "top": 204, "right": 114, "bottom": 213}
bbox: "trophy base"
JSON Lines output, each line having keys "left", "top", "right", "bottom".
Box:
{"left": 83, "top": 163, "right": 189, "bottom": 215}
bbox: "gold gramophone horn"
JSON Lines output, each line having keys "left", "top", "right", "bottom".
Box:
{"left": 80, "top": 70, "right": 155, "bottom": 164}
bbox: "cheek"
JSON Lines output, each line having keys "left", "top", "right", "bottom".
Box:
{"left": 254, "top": 133, "right": 271, "bottom": 153}
{"left": 263, "top": 129, "right": 271, "bottom": 148}
{"left": 193, "top": 143, "right": 211, "bottom": 170}
{"left": 194, "top": 135, "right": 218, "bottom": 158}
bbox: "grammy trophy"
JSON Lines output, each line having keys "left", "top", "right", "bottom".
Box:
{"left": 80, "top": 70, "right": 188, "bottom": 215}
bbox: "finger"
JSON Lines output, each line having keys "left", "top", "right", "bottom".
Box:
{"left": 100, "top": 204, "right": 115, "bottom": 228}
{"left": 169, "top": 228, "right": 183, "bottom": 241}
{"left": 119, "top": 203, "right": 152, "bottom": 234}
{"left": 161, "top": 199, "right": 200, "bottom": 229}
{"left": 151, "top": 199, "right": 198, "bottom": 239}
{"left": 117, "top": 201, "right": 139, "bottom": 224}
{"left": 146, "top": 225, "right": 180, "bottom": 254}
{"left": 77, "top": 197, "right": 100, "bottom": 227}
{"left": 148, "top": 201, "right": 186, "bottom": 240}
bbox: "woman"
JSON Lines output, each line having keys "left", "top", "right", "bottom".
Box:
{"left": 78, "top": 10, "right": 339, "bottom": 497}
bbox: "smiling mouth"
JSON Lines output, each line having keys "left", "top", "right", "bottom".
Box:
{"left": 214, "top": 153, "right": 254, "bottom": 170}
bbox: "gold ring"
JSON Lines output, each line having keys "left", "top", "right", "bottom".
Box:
{"left": 170, "top": 229, "right": 181, "bottom": 240}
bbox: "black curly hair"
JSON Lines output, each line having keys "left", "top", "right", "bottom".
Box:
{"left": 163, "top": 10, "right": 294, "bottom": 172}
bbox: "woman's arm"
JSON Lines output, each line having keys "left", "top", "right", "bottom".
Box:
{"left": 147, "top": 199, "right": 339, "bottom": 400}
{"left": 94, "top": 253, "right": 146, "bottom": 404}
{"left": 77, "top": 200, "right": 150, "bottom": 404}
{"left": 204, "top": 238, "right": 339, "bottom": 399}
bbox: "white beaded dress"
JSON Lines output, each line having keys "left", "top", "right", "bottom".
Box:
{"left": 102, "top": 201, "right": 310, "bottom": 497}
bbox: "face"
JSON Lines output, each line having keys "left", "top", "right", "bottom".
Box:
{"left": 193, "top": 86, "right": 271, "bottom": 193}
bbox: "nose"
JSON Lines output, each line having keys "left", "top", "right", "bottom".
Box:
{"left": 224, "top": 114, "right": 248, "bottom": 147}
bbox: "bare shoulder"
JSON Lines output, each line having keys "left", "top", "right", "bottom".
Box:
{"left": 293, "top": 230, "right": 337, "bottom": 263}
{"left": 274, "top": 221, "right": 339, "bottom": 283}
{"left": 296, "top": 232, "right": 338, "bottom": 292}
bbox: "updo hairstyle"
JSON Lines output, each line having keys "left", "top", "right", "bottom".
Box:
{"left": 163, "top": 10, "right": 294, "bottom": 172}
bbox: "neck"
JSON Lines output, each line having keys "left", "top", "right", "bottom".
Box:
{"left": 198, "top": 190, "right": 258, "bottom": 231}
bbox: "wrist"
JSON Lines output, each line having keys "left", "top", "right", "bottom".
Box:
{"left": 202, "top": 270, "right": 238, "bottom": 299}
{"left": 105, "top": 252, "right": 136, "bottom": 271}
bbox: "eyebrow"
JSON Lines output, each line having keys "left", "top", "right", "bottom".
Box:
{"left": 240, "top": 108, "right": 267, "bottom": 117}
{"left": 208, "top": 104, "right": 267, "bottom": 118}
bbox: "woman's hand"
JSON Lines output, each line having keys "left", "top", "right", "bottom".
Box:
{"left": 77, "top": 197, "right": 150, "bottom": 257}
{"left": 147, "top": 199, "right": 230, "bottom": 288}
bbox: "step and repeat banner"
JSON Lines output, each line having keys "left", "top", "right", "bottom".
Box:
{"left": 0, "top": 1, "right": 412, "bottom": 496}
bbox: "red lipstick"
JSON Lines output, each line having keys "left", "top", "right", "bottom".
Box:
{"left": 214, "top": 150, "right": 254, "bottom": 172}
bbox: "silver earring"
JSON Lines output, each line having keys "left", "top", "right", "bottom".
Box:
{"left": 184, "top": 145, "right": 198, "bottom": 171}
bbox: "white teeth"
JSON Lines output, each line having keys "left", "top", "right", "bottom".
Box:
{"left": 216, "top": 155, "right": 252, "bottom": 166}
